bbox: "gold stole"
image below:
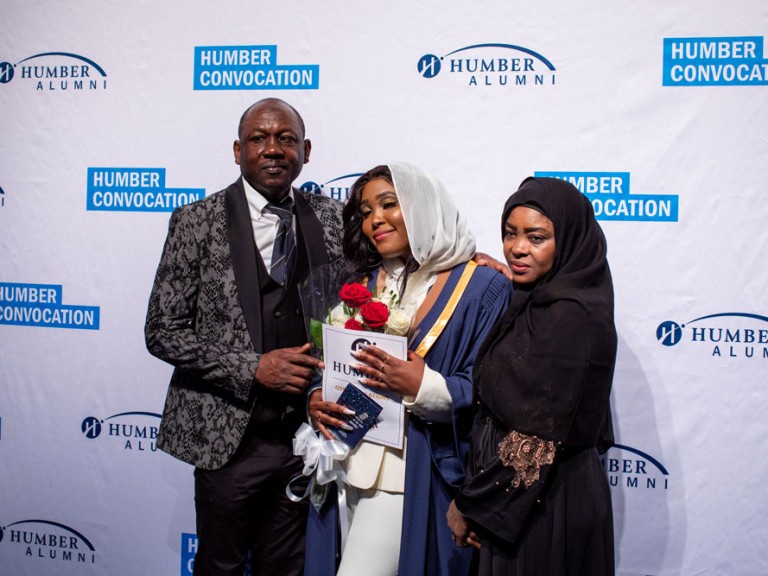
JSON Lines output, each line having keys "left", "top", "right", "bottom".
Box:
{"left": 369, "top": 260, "right": 477, "bottom": 358}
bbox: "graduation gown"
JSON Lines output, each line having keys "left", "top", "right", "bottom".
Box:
{"left": 304, "top": 262, "right": 513, "bottom": 576}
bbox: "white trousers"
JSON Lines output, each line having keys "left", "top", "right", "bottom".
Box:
{"left": 336, "top": 488, "right": 404, "bottom": 576}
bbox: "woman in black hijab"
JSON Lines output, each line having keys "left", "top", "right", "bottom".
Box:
{"left": 447, "top": 177, "right": 617, "bottom": 575}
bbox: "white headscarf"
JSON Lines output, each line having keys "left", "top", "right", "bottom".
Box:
{"left": 388, "top": 161, "right": 476, "bottom": 275}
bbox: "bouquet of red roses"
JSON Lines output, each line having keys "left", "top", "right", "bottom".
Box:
{"left": 300, "top": 264, "right": 411, "bottom": 356}
{"left": 330, "top": 282, "right": 409, "bottom": 333}
{"left": 337, "top": 283, "right": 389, "bottom": 331}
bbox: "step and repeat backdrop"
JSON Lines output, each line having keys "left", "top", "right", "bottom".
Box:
{"left": 1, "top": 1, "right": 767, "bottom": 574}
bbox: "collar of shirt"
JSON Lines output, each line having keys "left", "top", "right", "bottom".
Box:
{"left": 241, "top": 176, "right": 295, "bottom": 267}
{"left": 242, "top": 176, "right": 294, "bottom": 219}
{"left": 381, "top": 257, "right": 437, "bottom": 314}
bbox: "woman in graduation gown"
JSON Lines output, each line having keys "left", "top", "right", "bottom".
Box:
{"left": 447, "top": 177, "right": 617, "bottom": 575}
{"left": 304, "top": 162, "right": 513, "bottom": 576}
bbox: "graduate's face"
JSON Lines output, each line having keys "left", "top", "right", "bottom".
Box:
{"left": 503, "top": 206, "right": 556, "bottom": 286}
{"left": 360, "top": 178, "right": 411, "bottom": 261}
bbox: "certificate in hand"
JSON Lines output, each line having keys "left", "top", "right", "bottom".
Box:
{"left": 325, "top": 384, "right": 384, "bottom": 449}
{"left": 322, "top": 324, "right": 408, "bottom": 449}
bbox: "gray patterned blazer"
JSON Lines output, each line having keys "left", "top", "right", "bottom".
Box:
{"left": 145, "top": 178, "right": 343, "bottom": 470}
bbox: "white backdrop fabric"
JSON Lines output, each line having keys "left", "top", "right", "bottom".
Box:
{"left": 1, "top": 1, "right": 767, "bottom": 575}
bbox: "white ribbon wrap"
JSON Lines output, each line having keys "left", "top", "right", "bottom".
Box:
{"left": 286, "top": 423, "right": 352, "bottom": 551}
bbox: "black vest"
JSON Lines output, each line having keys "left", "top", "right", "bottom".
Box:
{"left": 249, "top": 245, "right": 310, "bottom": 428}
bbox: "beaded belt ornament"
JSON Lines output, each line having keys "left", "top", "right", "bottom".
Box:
{"left": 498, "top": 430, "right": 557, "bottom": 488}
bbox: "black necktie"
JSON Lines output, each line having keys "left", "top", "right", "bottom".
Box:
{"left": 264, "top": 197, "right": 295, "bottom": 285}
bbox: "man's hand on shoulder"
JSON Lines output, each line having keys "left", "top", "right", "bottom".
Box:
{"left": 254, "top": 343, "right": 324, "bottom": 394}
{"left": 473, "top": 252, "right": 514, "bottom": 280}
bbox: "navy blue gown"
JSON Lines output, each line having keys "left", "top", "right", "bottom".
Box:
{"left": 304, "top": 262, "right": 513, "bottom": 576}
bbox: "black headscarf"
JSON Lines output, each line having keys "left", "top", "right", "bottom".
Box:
{"left": 476, "top": 177, "right": 616, "bottom": 448}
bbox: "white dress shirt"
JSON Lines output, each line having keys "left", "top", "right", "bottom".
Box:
{"left": 242, "top": 176, "right": 295, "bottom": 268}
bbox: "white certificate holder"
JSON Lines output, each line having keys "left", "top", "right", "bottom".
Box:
{"left": 321, "top": 324, "right": 408, "bottom": 449}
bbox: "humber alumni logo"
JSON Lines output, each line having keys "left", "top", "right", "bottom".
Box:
{"left": 300, "top": 172, "right": 364, "bottom": 201}
{"left": 657, "top": 312, "right": 768, "bottom": 359}
{"left": 418, "top": 42, "right": 556, "bottom": 87}
{"left": 602, "top": 444, "right": 669, "bottom": 492}
{"left": 81, "top": 411, "right": 161, "bottom": 452}
{"left": 0, "top": 519, "right": 96, "bottom": 565}
{"left": 0, "top": 52, "right": 107, "bottom": 92}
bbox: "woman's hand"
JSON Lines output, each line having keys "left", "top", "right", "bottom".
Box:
{"left": 308, "top": 388, "right": 354, "bottom": 440}
{"left": 351, "top": 345, "right": 425, "bottom": 398}
{"left": 447, "top": 500, "right": 481, "bottom": 550}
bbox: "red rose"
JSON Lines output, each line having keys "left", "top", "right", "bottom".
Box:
{"left": 344, "top": 318, "right": 365, "bottom": 331}
{"left": 360, "top": 301, "right": 389, "bottom": 329}
{"left": 339, "top": 283, "right": 373, "bottom": 308}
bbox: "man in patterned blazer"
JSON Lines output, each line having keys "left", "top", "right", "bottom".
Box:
{"left": 145, "top": 98, "right": 343, "bottom": 576}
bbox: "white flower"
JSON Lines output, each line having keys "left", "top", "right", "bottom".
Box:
{"left": 385, "top": 308, "right": 411, "bottom": 336}
{"left": 329, "top": 303, "right": 352, "bottom": 327}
